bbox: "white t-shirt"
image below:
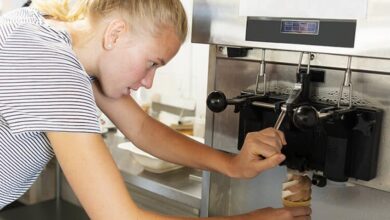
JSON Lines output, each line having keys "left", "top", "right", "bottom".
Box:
{"left": 0, "top": 7, "right": 100, "bottom": 209}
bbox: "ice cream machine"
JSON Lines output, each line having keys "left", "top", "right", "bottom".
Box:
{"left": 206, "top": 51, "right": 383, "bottom": 186}
{"left": 192, "top": 0, "right": 390, "bottom": 219}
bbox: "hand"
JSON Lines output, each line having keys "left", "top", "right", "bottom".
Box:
{"left": 229, "top": 128, "right": 287, "bottom": 179}
{"left": 243, "top": 206, "right": 311, "bottom": 220}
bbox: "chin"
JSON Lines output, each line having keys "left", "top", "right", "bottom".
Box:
{"left": 102, "top": 88, "right": 122, "bottom": 99}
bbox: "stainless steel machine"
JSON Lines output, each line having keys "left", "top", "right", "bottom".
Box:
{"left": 192, "top": 0, "right": 390, "bottom": 219}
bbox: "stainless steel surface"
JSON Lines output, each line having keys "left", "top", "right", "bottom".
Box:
{"left": 255, "top": 49, "right": 267, "bottom": 95}
{"left": 59, "top": 171, "right": 200, "bottom": 217}
{"left": 200, "top": 171, "right": 211, "bottom": 217}
{"left": 55, "top": 161, "right": 61, "bottom": 207}
{"left": 120, "top": 169, "right": 201, "bottom": 209}
{"left": 228, "top": 167, "right": 390, "bottom": 220}
{"left": 213, "top": 47, "right": 390, "bottom": 75}
{"left": 203, "top": 50, "right": 390, "bottom": 219}
{"left": 103, "top": 132, "right": 202, "bottom": 209}
{"left": 192, "top": 0, "right": 390, "bottom": 60}
{"left": 239, "top": 0, "right": 367, "bottom": 20}
{"left": 274, "top": 109, "right": 286, "bottom": 130}
{"left": 337, "top": 56, "right": 353, "bottom": 108}
{"left": 251, "top": 101, "right": 275, "bottom": 109}
{"left": 296, "top": 52, "right": 305, "bottom": 74}
{"left": 200, "top": 46, "right": 218, "bottom": 217}
{"left": 127, "top": 184, "right": 199, "bottom": 217}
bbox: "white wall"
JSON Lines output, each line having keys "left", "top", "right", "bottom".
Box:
{"left": 0, "top": 0, "right": 27, "bottom": 14}
{"left": 142, "top": 0, "right": 209, "bottom": 121}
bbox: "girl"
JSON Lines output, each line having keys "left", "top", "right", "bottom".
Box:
{"left": 0, "top": 0, "right": 311, "bottom": 219}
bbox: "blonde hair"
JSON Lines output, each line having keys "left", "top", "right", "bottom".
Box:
{"left": 31, "top": 0, "right": 188, "bottom": 42}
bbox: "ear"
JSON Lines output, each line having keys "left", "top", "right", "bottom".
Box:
{"left": 103, "top": 19, "right": 127, "bottom": 50}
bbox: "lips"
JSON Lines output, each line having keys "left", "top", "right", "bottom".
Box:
{"left": 122, "top": 87, "right": 131, "bottom": 96}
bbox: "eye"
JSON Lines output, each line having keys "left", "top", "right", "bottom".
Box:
{"left": 148, "top": 61, "right": 159, "bottom": 69}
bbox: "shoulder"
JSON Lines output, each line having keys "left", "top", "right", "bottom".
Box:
{"left": 1, "top": 7, "right": 70, "bottom": 44}
{"left": 1, "top": 7, "right": 78, "bottom": 68}
{"left": 1, "top": 27, "right": 87, "bottom": 83}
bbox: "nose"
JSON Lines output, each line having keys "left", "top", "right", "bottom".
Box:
{"left": 141, "top": 71, "right": 156, "bottom": 89}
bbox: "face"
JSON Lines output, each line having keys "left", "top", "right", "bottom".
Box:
{"left": 97, "top": 24, "right": 181, "bottom": 99}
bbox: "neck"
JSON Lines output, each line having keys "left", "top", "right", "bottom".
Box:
{"left": 47, "top": 18, "right": 102, "bottom": 77}
{"left": 67, "top": 19, "right": 102, "bottom": 77}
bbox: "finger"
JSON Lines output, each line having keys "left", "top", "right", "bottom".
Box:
{"left": 253, "top": 144, "right": 281, "bottom": 158}
{"left": 244, "top": 132, "right": 281, "bottom": 150}
{"left": 276, "top": 130, "right": 287, "bottom": 145}
{"left": 260, "top": 135, "right": 283, "bottom": 151}
{"left": 259, "top": 129, "right": 286, "bottom": 148}
{"left": 254, "top": 153, "right": 285, "bottom": 171}
{"left": 262, "top": 128, "right": 287, "bottom": 146}
{"left": 286, "top": 206, "right": 312, "bottom": 217}
{"left": 259, "top": 128, "right": 280, "bottom": 138}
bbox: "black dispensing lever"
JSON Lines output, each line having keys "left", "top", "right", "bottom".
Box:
{"left": 206, "top": 91, "right": 270, "bottom": 113}
{"left": 207, "top": 91, "right": 231, "bottom": 113}
{"left": 206, "top": 91, "right": 245, "bottom": 113}
{"left": 207, "top": 90, "right": 327, "bottom": 131}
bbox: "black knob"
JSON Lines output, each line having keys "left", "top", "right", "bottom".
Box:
{"left": 293, "top": 105, "right": 319, "bottom": 130}
{"left": 207, "top": 91, "right": 228, "bottom": 113}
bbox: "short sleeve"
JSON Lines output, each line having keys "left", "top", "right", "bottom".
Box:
{"left": 0, "top": 28, "right": 100, "bottom": 134}
{"left": 0, "top": 67, "right": 100, "bottom": 134}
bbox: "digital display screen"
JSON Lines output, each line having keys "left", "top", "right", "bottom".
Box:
{"left": 281, "top": 20, "right": 320, "bottom": 35}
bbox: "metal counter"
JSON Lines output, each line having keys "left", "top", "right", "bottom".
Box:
{"left": 104, "top": 131, "right": 202, "bottom": 210}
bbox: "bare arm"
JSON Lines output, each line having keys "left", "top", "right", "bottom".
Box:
{"left": 48, "top": 132, "right": 310, "bottom": 220}
{"left": 92, "top": 84, "right": 233, "bottom": 176}
{"left": 93, "top": 83, "right": 286, "bottom": 178}
{"left": 47, "top": 132, "right": 140, "bottom": 220}
{"left": 47, "top": 132, "right": 191, "bottom": 220}
{"left": 46, "top": 85, "right": 310, "bottom": 219}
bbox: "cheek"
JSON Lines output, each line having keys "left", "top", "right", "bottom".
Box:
{"left": 99, "top": 53, "right": 120, "bottom": 75}
{"left": 99, "top": 51, "right": 148, "bottom": 87}
{"left": 131, "top": 66, "right": 148, "bottom": 81}
{"left": 96, "top": 56, "right": 125, "bottom": 95}
{"left": 126, "top": 59, "right": 149, "bottom": 83}
{"left": 99, "top": 54, "right": 128, "bottom": 80}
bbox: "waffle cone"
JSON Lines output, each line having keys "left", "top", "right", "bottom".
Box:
{"left": 282, "top": 198, "right": 311, "bottom": 207}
